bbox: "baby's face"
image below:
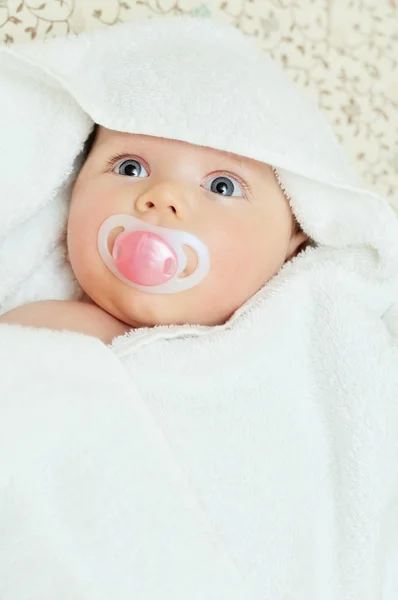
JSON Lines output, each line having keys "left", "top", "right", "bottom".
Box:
{"left": 67, "top": 127, "right": 306, "bottom": 327}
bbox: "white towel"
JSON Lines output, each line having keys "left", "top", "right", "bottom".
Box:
{"left": 1, "top": 16, "right": 398, "bottom": 599}
{"left": 0, "top": 327, "right": 250, "bottom": 600}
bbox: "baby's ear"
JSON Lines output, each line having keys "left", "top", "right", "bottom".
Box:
{"left": 61, "top": 231, "right": 70, "bottom": 265}
{"left": 286, "top": 229, "right": 309, "bottom": 261}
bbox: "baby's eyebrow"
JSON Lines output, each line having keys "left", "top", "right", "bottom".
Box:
{"left": 225, "top": 154, "right": 247, "bottom": 171}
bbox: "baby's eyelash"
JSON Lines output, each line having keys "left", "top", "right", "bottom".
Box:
{"left": 228, "top": 174, "right": 250, "bottom": 194}
{"left": 106, "top": 153, "right": 135, "bottom": 169}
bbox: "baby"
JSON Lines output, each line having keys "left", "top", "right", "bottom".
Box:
{"left": 0, "top": 125, "right": 308, "bottom": 344}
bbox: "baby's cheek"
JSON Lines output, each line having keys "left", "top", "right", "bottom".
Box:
{"left": 67, "top": 204, "right": 106, "bottom": 287}
{"left": 209, "top": 225, "right": 255, "bottom": 279}
{"left": 203, "top": 235, "right": 253, "bottom": 308}
{"left": 204, "top": 222, "right": 282, "bottom": 315}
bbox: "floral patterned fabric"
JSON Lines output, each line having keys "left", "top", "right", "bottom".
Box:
{"left": 1, "top": 0, "right": 397, "bottom": 208}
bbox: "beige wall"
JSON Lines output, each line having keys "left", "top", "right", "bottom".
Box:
{"left": 1, "top": 0, "right": 397, "bottom": 208}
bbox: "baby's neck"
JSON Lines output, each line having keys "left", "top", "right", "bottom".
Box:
{"left": 81, "top": 292, "right": 95, "bottom": 305}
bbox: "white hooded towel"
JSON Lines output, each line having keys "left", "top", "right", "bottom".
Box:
{"left": 1, "top": 16, "right": 398, "bottom": 600}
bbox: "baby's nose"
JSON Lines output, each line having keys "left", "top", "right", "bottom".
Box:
{"left": 135, "top": 183, "right": 190, "bottom": 219}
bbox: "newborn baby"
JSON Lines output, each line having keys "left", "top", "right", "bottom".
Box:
{"left": 0, "top": 125, "right": 308, "bottom": 344}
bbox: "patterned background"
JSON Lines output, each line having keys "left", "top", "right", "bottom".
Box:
{"left": 1, "top": 0, "right": 397, "bottom": 208}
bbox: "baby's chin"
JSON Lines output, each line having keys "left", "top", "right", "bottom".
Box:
{"left": 87, "top": 285, "right": 188, "bottom": 328}
{"left": 92, "top": 285, "right": 232, "bottom": 329}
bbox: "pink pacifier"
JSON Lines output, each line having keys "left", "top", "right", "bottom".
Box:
{"left": 98, "top": 215, "right": 211, "bottom": 294}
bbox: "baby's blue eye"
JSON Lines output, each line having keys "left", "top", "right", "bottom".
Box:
{"left": 115, "top": 159, "right": 148, "bottom": 178}
{"left": 204, "top": 175, "right": 243, "bottom": 197}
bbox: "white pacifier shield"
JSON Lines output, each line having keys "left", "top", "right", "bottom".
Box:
{"left": 97, "top": 214, "right": 211, "bottom": 294}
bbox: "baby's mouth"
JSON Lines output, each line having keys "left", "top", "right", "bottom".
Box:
{"left": 107, "top": 227, "right": 198, "bottom": 279}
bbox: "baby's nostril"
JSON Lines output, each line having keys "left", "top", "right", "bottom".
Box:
{"left": 146, "top": 201, "right": 155, "bottom": 209}
{"left": 170, "top": 206, "right": 177, "bottom": 214}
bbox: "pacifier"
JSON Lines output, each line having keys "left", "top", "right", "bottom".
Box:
{"left": 97, "top": 215, "right": 211, "bottom": 294}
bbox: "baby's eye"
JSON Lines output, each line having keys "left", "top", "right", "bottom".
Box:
{"left": 203, "top": 175, "right": 244, "bottom": 197}
{"left": 114, "top": 158, "right": 148, "bottom": 178}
